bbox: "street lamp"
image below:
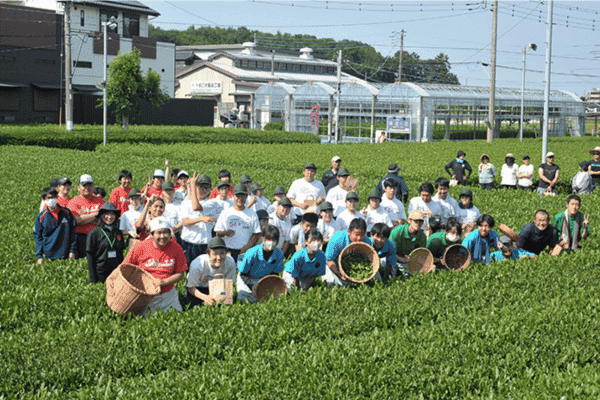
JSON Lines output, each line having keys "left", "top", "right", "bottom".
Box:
{"left": 102, "top": 16, "right": 117, "bottom": 146}
{"left": 520, "top": 42, "right": 537, "bottom": 142}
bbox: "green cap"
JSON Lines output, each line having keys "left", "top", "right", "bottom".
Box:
{"left": 320, "top": 201, "right": 333, "bottom": 211}
{"left": 208, "top": 237, "right": 228, "bottom": 249}
{"left": 278, "top": 197, "right": 292, "bottom": 207}
{"left": 128, "top": 188, "right": 141, "bottom": 197}
{"left": 304, "top": 162, "right": 317, "bottom": 170}
{"left": 240, "top": 174, "right": 252, "bottom": 184}
{"left": 162, "top": 181, "right": 175, "bottom": 190}
{"left": 250, "top": 183, "right": 265, "bottom": 193}
{"left": 368, "top": 189, "right": 381, "bottom": 200}
{"left": 217, "top": 180, "right": 231, "bottom": 189}
{"left": 460, "top": 188, "right": 473, "bottom": 198}
{"left": 233, "top": 183, "right": 248, "bottom": 195}
{"left": 346, "top": 192, "right": 359, "bottom": 201}
{"left": 196, "top": 174, "right": 212, "bottom": 186}
{"left": 273, "top": 186, "right": 286, "bottom": 196}
{"left": 338, "top": 167, "right": 350, "bottom": 177}
{"left": 256, "top": 209, "right": 269, "bottom": 220}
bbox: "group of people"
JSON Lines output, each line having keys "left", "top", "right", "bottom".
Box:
{"left": 445, "top": 147, "right": 600, "bottom": 196}
{"left": 33, "top": 151, "right": 591, "bottom": 316}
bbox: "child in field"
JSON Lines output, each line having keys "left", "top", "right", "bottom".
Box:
{"left": 174, "top": 170, "right": 190, "bottom": 205}
{"left": 119, "top": 188, "right": 143, "bottom": 247}
{"left": 249, "top": 184, "right": 271, "bottom": 212}
{"left": 324, "top": 218, "right": 372, "bottom": 286}
{"left": 316, "top": 201, "right": 339, "bottom": 250}
{"left": 68, "top": 174, "right": 105, "bottom": 259}
{"left": 255, "top": 210, "right": 270, "bottom": 246}
{"left": 86, "top": 202, "right": 126, "bottom": 283}
{"left": 500, "top": 153, "right": 519, "bottom": 189}
{"left": 336, "top": 192, "right": 366, "bottom": 231}
{"left": 478, "top": 154, "right": 496, "bottom": 190}
{"left": 490, "top": 236, "right": 535, "bottom": 262}
{"left": 553, "top": 194, "right": 590, "bottom": 251}
{"left": 370, "top": 223, "right": 397, "bottom": 281}
{"left": 362, "top": 189, "right": 393, "bottom": 234}
{"left": 462, "top": 214, "right": 500, "bottom": 265}
{"left": 325, "top": 167, "right": 351, "bottom": 217}
{"left": 283, "top": 229, "right": 326, "bottom": 291}
{"left": 237, "top": 225, "right": 284, "bottom": 303}
{"left": 56, "top": 177, "right": 72, "bottom": 208}
{"left": 186, "top": 237, "right": 237, "bottom": 308}
{"left": 427, "top": 217, "right": 462, "bottom": 263}
{"left": 456, "top": 188, "right": 480, "bottom": 235}
{"left": 268, "top": 197, "right": 293, "bottom": 254}
{"left": 108, "top": 170, "right": 133, "bottom": 214}
{"left": 142, "top": 169, "right": 166, "bottom": 199}
{"left": 210, "top": 169, "right": 234, "bottom": 199}
{"left": 161, "top": 181, "right": 183, "bottom": 240}
{"left": 517, "top": 155, "right": 534, "bottom": 191}
{"left": 407, "top": 182, "right": 442, "bottom": 234}
{"left": 380, "top": 178, "right": 407, "bottom": 226}
{"left": 572, "top": 161, "right": 592, "bottom": 195}
{"left": 432, "top": 178, "right": 458, "bottom": 224}
{"left": 289, "top": 212, "right": 319, "bottom": 254}
{"left": 389, "top": 210, "right": 427, "bottom": 272}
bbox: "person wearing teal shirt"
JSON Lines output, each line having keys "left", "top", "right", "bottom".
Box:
{"left": 490, "top": 236, "right": 535, "bottom": 262}
{"left": 462, "top": 214, "right": 500, "bottom": 265}
{"left": 324, "top": 218, "right": 372, "bottom": 286}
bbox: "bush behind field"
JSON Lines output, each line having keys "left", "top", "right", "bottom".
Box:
{"left": 2, "top": 138, "right": 600, "bottom": 398}
{"left": 0, "top": 124, "right": 319, "bottom": 151}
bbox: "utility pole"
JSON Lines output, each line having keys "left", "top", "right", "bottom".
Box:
{"left": 397, "top": 29, "right": 405, "bottom": 83}
{"left": 64, "top": 0, "right": 73, "bottom": 131}
{"left": 334, "top": 50, "right": 342, "bottom": 144}
{"left": 486, "top": 0, "right": 498, "bottom": 143}
{"left": 542, "top": 0, "right": 554, "bottom": 164}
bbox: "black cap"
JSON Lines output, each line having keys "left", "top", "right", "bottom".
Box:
{"left": 57, "top": 177, "right": 71, "bottom": 186}
{"left": 233, "top": 184, "right": 247, "bottom": 195}
{"left": 278, "top": 197, "right": 292, "bottom": 207}
{"left": 208, "top": 237, "right": 227, "bottom": 250}
{"left": 346, "top": 192, "right": 359, "bottom": 201}
{"left": 338, "top": 167, "right": 350, "bottom": 177}
{"left": 162, "top": 181, "right": 175, "bottom": 190}
{"left": 320, "top": 201, "right": 334, "bottom": 211}
{"left": 256, "top": 209, "right": 269, "bottom": 220}
{"left": 522, "top": 154, "right": 530, "bottom": 160}
{"left": 273, "top": 186, "right": 286, "bottom": 196}
{"left": 196, "top": 174, "right": 212, "bottom": 186}
{"left": 457, "top": 150, "right": 466, "bottom": 158}
{"left": 240, "top": 174, "right": 252, "bottom": 184}
{"left": 217, "top": 180, "right": 231, "bottom": 189}
{"left": 49, "top": 178, "right": 60, "bottom": 187}
{"left": 304, "top": 162, "right": 317, "bottom": 170}
{"left": 98, "top": 202, "right": 121, "bottom": 218}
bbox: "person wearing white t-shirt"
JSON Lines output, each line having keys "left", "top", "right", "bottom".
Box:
{"left": 517, "top": 155, "right": 534, "bottom": 191}
{"left": 287, "top": 162, "right": 326, "bottom": 218}
{"left": 161, "top": 182, "right": 183, "bottom": 247}
{"left": 336, "top": 192, "right": 366, "bottom": 231}
{"left": 186, "top": 237, "right": 237, "bottom": 308}
{"left": 207, "top": 181, "right": 234, "bottom": 226}
{"left": 173, "top": 170, "right": 189, "bottom": 206}
{"left": 317, "top": 201, "right": 340, "bottom": 249}
{"left": 249, "top": 183, "right": 272, "bottom": 212}
{"left": 500, "top": 153, "right": 519, "bottom": 189}
{"left": 455, "top": 188, "right": 481, "bottom": 235}
{"left": 362, "top": 190, "right": 393, "bottom": 233}
{"left": 214, "top": 183, "right": 261, "bottom": 263}
{"left": 181, "top": 175, "right": 218, "bottom": 265}
{"left": 268, "top": 197, "right": 293, "bottom": 254}
{"left": 288, "top": 213, "right": 319, "bottom": 254}
{"left": 379, "top": 177, "right": 406, "bottom": 226}
{"left": 407, "top": 182, "right": 443, "bottom": 233}
{"left": 119, "top": 188, "right": 143, "bottom": 245}
{"left": 325, "top": 167, "right": 351, "bottom": 217}
{"left": 433, "top": 177, "right": 459, "bottom": 224}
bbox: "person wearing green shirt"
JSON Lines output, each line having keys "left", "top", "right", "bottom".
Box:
{"left": 427, "top": 217, "right": 462, "bottom": 265}
{"left": 389, "top": 209, "right": 427, "bottom": 267}
{"left": 554, "top": 195, "right": 590, "bottom": 251}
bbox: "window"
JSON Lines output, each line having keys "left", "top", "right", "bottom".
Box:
{"left": 249, "top": 61, "right": 256, "bottom": 69}
{"left": 80, "top": 10, "right": 85, "bottom": 26}
{"left": 73, "top": 61, "right": 92, "bottom": 68}
{"left": 123, "top": 13, "right": 139, "bottom": 38}
{"left": 35, "top": 59, "right": 55, "bottom": 65}
{"left": 100, "top": 11, "right": 118, "bottom": 33}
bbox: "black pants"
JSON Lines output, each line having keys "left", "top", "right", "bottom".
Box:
{"left": 480, "top": 183, "right": 494, "bottom": 190}
{"left": 182, "top": 241, "right": 207, "bottom": 265}
{"left": 76, "top": 233, "right": 87, "bottom": 259}
{"left": 186, "top": 286, "right": 209, "bottom": 309}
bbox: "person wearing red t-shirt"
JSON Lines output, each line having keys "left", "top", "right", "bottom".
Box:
{"left": 124, "top": 218, "right": 188, "bottom": 317}
{"left": 209, "top": 169, "right": 234, "bottom": 199}
{"left": 109, "top": 170, "right": 133, "bottom": 215}
{"left": 68, "top": 174, "right": 105, "bottom": 259}
{"left": 142, "top": 169, "right": 165, "bottom": 199}
{"left": 56, "top": 176, "right": 72, "bottom": 208}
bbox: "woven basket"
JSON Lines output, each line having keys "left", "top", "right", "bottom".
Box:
{"left": 407, "top": 248, "right": 435, "bottom": 275}
{"left": 442, "top": 244, "right": 471, "bottom": 272}
{"left": 338, "top": 242, "right": 380, "bottom": 284}
{"left": 253, "top": 275, "right": 287, "bottom": 302}
{"left": 106, "top": 263, "right": 160, "bottom": 316}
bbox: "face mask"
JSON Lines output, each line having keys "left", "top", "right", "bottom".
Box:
{"left": 45, "top": 198, "right": 58, "bottom": 208}
{"left": 132, "top": 202, "right": 142, "bottom": 210}
{"left": 308, "top": 242, "right": 322, "bottom": 251}
{"left": 264, "top": 241, "right": 276, "bottom": 251}
{"left": 446, "top": 234, "right": 460, "bottom": 243}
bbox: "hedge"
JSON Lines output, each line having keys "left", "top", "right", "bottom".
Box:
{"left": 0, "top": 125, "right": 319, "bottom": 151}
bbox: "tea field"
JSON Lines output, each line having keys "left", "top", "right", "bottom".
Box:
{"left": 2, "top": 135, "right": 600, "bottom": 398}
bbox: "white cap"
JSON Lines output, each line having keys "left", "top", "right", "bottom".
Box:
{"left": 79, "top": 174, "right": 93, "bottom": 185}
{"left": 177, "top": 170, "right": 189, "bottom": 178}
{"left": 331, "top": 156, "right": 341, "bottom": 162}
{"left": 153, "top": 169, "right": 165, "bottom": 178}
{"left": 546, "top": 152, "right": 555, "bottom": 158}
{"left": 149, "top": 217, "right": 171, "bottom": 232}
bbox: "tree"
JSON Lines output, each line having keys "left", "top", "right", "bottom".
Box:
{"left": 105, "top": 48, "right": 169, "bottom": 129}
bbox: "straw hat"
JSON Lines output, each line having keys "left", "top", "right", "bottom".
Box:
{"left": 590, "top": 146, "right": 600, "bottom": 155}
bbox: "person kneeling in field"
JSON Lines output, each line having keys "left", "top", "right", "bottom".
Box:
{"left": 123, "top": 218, "right": 188, "bottom": 317}
{"left": 516, "top": 210, "right": 563, "bottom": 256}
{"left": 34, "top": 186, "right": 77, "bottom": 265}
{"left": 288, "top": 212, "right": 319, "bottom": 255}
{"left": 370, "top": 223, "right": 397, "bottom": 281}
{"left": 323, "top": 218, "right": 373, "bottom": 286}
{"left": 237, "top": 225, "right": 284, "bottom": 304}
{"left": 462, "top": 214, "right": 500, "bottom": 265}
{"left": 554, "top": 194, "right": 590, "bottom": 251}
{"left": 186, "top": 237, "right": 236, "bottom": 308}
{"left": 490, "top": 236, "right": 535, "bottom": 262}
{"left": 389, "top": 210, "right": 427, "bottom": 276}
{"left": 427, "top": 217, "right": 462, "bottom": 267}
{"left": 283, "top": 229, "right": 326, "bottom": 291}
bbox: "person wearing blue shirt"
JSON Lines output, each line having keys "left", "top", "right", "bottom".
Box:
{"left": 490, "top": 236, "right": 536, "bottom": 262}
{"left": 370, "top": 223, "right": 397, "bottom": 281}
{"left": 324, "top": 218, "right": 372, "bottom": 286}
{"left": 283, "top": 229, "right": 327, "bottom": 291}
{"left": 462, "top": 214, "right": 500, "bottom": 265}
{"left": 237, "top": 225, "right": 284, "bottom": 303}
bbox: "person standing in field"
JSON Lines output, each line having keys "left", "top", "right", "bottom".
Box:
{"left": 287, "top": 162, "right": 326, "bottom": 216}
{"left": 537, "top": 152, "right": 560, "bottom": 196}
{"left": 572, "top": 161, "right": 592, "bottom": 195}
{"left": 268, "top": 197, "right": 293, "bottom": 254}
{"left": 553, "top": 194, "right": 590, "bottom": 251}
{"left": 34, "top": 186, "right": 77, "bottom": 265}
{"left": 321, "top": 156, "right": 342, "bottom": 194}
{"left": 445, "top": 150, "right": 472, "bottom": 185}
{"left": 478, "top": 154, "right": 496, "bottom": 190}
{"left": 108, "top": 170, "right": 133, "bottom": 215}
{"left": 209, "top": 169, "right": 234, "bottom": 199}
{"left": 375, "top": 163, "right": 409, "bottom": 203}
{"left": 500, "top": 153, "right": 519, "bottom": 189}
{"left": 119, "top": 188, "right": 143, "bottom": 247}
{"left": 587, "top": 146, "right": 600, "bottom": 191}
{"left": 336, "top": 192, "right": 366, "bottom": 231}
{"left": 316, "top": 201, "right": 340, "bottom": 250}
{"left": 56, "top": 177, "right": 72, "bottom": 208}
{"left": 517, "top": 155, "right": 534, "bottom": 191}
{"left": 123, "top": 218, "right": 188, "bottom": 317}
{"left": 361, "top": 189, "right": 393, "bottom": 234}
{"left": 86, "top": 202, "right": 125, "bottom": 283}
{"left": 326, "top": 167, "right": 352, "bottom": 217}
{"left": 407, "top": 182, "right": 442, "bottom": 234}
{"left": 68, "top": 174, "right": 105, "bottom": 259}
{"left": 380, "top": 178, "right": 407, "bottom": 226}
{"left": 142, "top": 169, "right": 166, "bottom": 199}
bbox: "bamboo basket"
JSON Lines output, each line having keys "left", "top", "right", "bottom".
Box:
{"left": 338, "top": 242, "right": 380, "bottom": 283}
{"left": 106, "top": 263, "right": 160, "bottom": 316}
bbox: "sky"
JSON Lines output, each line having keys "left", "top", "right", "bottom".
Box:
{"left": 146, "top": 0, "right": 600, "bottom": 97}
